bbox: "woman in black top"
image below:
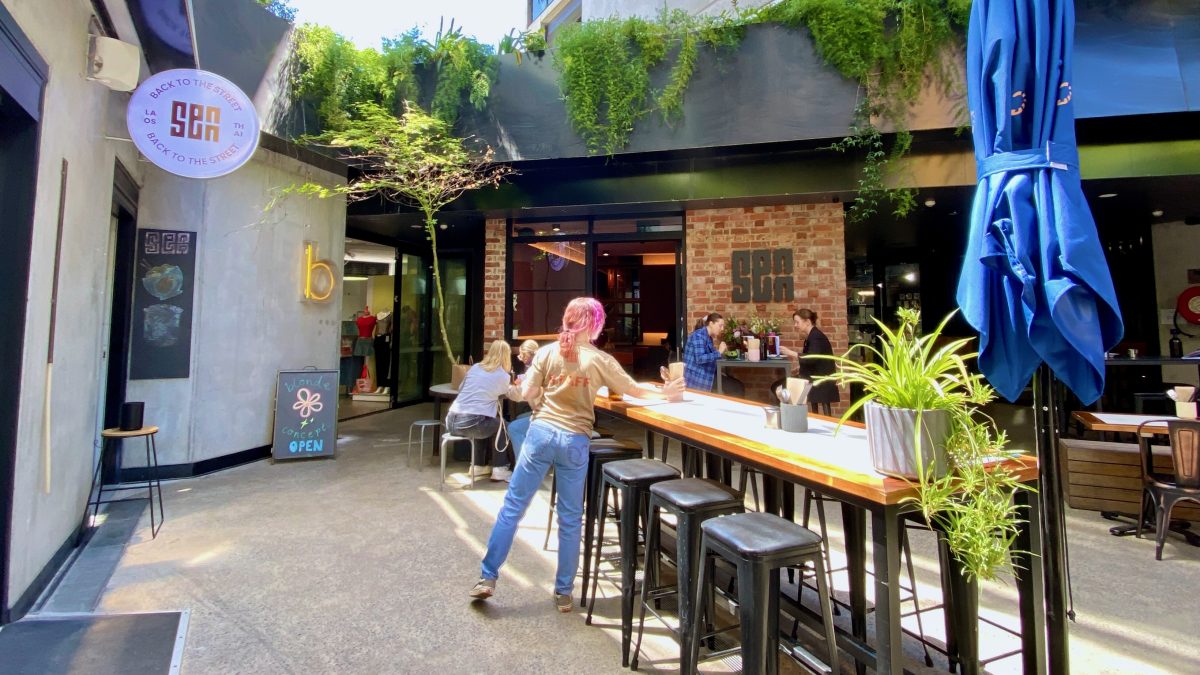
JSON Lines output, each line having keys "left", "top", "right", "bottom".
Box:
{"left": 777, "top": 308, "right": 839, "bottom": 413}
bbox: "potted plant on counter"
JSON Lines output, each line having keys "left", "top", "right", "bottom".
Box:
{"left": 818, "top": 308, "right": 988, "bottom": 481}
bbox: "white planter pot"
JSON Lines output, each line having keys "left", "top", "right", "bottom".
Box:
{"left": 864, "top": 402, "right": 951, "bottom": 480}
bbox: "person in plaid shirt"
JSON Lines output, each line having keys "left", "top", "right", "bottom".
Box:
{"left": 683, "top": 312, "right": 727, "bottom": 391}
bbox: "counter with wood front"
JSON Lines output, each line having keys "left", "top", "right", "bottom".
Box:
{"left": 596, "top": 389, "right": 1044, "bottom": 674}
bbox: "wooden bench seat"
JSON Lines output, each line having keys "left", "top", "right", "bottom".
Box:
{"left": 1060, "top": 438, "right": 1200, "bottom": 521}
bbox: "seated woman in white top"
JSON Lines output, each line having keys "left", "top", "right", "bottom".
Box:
{"left": 446, "top": 340, "right": 522, "bottom": 481}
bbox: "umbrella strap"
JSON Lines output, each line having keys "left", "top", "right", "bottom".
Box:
{"left": 977, "top": 141, "right": 1078, "bottom": 179}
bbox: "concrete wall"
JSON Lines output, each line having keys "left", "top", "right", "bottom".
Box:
{"left": 5, "top": 0, "right": 346, "bottom": 611}
{"left": 1151, "top": 221, "right": 1200, "bottom": 387}
{"left": 5, "top": 0, "right": 144, "bottom": 612}
{"left": 125, "top": 152, "right": 346, "bottom": 467}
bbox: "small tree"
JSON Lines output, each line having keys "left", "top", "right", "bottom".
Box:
{"left": 287, "top": 102, "right": 512, "bottom": 368}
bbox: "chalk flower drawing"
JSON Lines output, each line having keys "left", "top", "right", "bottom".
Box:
{"left": 292, "top": 388, "right": 324, "bottom": 418}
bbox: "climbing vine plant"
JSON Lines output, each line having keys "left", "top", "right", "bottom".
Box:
{"left": 551, "top": 9, "right": 745, "bottom": 155}
{"left": 548, "top": 0, "right": 970, "bottom": 220}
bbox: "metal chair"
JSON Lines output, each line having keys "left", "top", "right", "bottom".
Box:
{"left": 1136, "top": 419, "right": 1200, "bottom": 559}
{"left": 439, "top": 432, "right": 479, "bottom": 491}
{"left": 406, "top": 419, "right": 440, "bottom": 470}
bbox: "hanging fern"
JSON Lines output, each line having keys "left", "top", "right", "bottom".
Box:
{"left": 290, "top": 23, "right": 495, "bottom": 131}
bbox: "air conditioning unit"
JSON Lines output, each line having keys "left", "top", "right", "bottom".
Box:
{"left": 87, "top": 35, "right": 141, "bottom": 92}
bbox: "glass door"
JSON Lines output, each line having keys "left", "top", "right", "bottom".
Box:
{"left": 431, "top": 256, "right": 468, "bottom": 386}
{"left": 393, "top": 253, "right": 426, "bottom": 403}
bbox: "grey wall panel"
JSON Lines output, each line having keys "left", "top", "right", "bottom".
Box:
{"left": 192, "top": 0, "right": 290, "bottom": 100}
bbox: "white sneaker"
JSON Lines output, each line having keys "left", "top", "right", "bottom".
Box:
{"left": 491, "top": 467, "right": 513, "bottom": 482}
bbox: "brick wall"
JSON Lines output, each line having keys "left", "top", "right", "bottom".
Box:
{"left": 483, "top": 218, "right": 506, "bottom": 341}
{"left": 686, "top": 203, "right": 848, "bottom": 410}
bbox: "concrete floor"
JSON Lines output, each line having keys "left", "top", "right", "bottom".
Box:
{"left": 87, "top": 405, "right": 1199, "bottom": 674}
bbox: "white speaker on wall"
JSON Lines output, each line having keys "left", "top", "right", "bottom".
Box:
{"left": 87, "top": 35, "right": 141, "bottom": 92}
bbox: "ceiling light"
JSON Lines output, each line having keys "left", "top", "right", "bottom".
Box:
{"left": 1152, "top": 209, "right": 1164, "bottom": 217}
{"left": 410, "top": 224, "right": 422, "bottom": 229}
{"left": 439, "top": 223, "right": 448, "bottom": 230}
{"left": 602, "top": 251, "right": 610, "bottom": 257}
{"left": 344, "top": 275, "right": 368, "bottom": 281}
{"left": 924, "top": 198, "right": 936, "bottom": 207}
{"left": 552, "top": 224, "right": 561, "bottom": 232}
{"left": 1099, "top": 193, "right": 1118, "bottom": 198}
{"left": 904, "top": 272, "right": 917, "bottom": 282}
{"left": 949, "top": 210, "right": 959, "bottom": 216}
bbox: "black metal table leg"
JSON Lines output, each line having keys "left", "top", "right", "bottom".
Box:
{"left": 149, "top": 433, "right": 164, "bottom": 538}
{"left": 841, "top": 502, "right": 868, "bottom": 675}
{"left": 143, "top": 436, "right": 156, "bottom": 537}
{"left": 1102, "top": 509, "right": 1200, "bottom": 546}
{"left": 872, "top": 506, "right": 903, "bottom": 675}
{"left": 1013, "top": 486, "right": 1047, "bottom": 674}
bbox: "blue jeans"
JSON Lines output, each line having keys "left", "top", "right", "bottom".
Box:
{"left": 481, "top": 418, "right": 589, "bottom": 595}
{"left": 507, "top": 413, "right": 531, "bottom": 457}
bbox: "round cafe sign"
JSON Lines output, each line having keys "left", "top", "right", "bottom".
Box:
{"left": 126, "top": 69, "right": 260, "bottom": 179}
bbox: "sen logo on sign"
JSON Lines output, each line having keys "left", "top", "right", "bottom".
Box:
{"left": 731, "top": 249, "right": 794, "bottom": 303}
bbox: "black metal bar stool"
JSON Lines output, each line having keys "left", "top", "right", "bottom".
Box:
{"left": 586, "top": 458, "right": 680, "bottom": 667}
{"left": 631, "top": 478, "right": 744, "bottom": 672}
{"left": 687, "top": 511, "right": 838, "bottom": 675}
{"left": 546, "top": 438, "right": 645, "bottom": 605}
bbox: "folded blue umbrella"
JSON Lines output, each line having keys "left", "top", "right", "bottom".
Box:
{"left": 957, "top": 0, "right": 1122, "bottom": 405}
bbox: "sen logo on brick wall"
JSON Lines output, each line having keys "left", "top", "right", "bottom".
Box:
{"left": 126, "top": 69, "right": 260, "bottom": 179}
{"left": 731, "top": 249, "right": 794, "bottom": 303}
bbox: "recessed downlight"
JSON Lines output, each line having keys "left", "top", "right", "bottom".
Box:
{"left": 1152, "top": 209, "right": 1164, "bottom": 217}
{"left": 924, "top": 198, "right": 936, "bottom": 207}
{"left": 1098, "top": 193, "right": 1118, "bottom": 198}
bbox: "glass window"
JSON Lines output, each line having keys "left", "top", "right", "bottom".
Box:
{"left": 512, "top": 219, "right": 587, "bottom": 237}
{"left": 592, "top": 216, "right": 683, "bottom": 234}
{"left": 512, "top": 240, "right": 586, "bottom": 338}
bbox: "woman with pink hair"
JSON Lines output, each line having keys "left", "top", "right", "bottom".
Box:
{"left": 471, "top": 297, "right": 685, "bottom": 612}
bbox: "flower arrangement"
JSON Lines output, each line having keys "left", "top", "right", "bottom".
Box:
{"left": 720, "top": 315, "right": 751, "bottom": 355}
{"left": 748, "top": 312, "right": 781, "bottom": 336}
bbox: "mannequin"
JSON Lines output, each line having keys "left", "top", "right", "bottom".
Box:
{"left": 354, "top": 307, "right": 377, "bottom": 390}
{"left": 374, "top": 309, "right": 393, "bottom": 394}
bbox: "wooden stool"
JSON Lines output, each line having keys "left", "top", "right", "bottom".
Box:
{"left": 85, "top": 426, "right": 165, "bottom": 538}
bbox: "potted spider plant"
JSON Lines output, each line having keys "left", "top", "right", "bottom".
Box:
{"left": 817, "top": 308, "right": 990, "bottom": 481}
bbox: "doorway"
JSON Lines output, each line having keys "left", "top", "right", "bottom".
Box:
{"left": 1, "top": 36, "right": 45, "bottom": 622}
{"left": 99, "top": 166, "right": 139, "bottom": 483}
{"left": 505, "top": 214, "right": 684, "bottom": 381}
{"left": 593, "top": 240, "right": 680, "bottom": 379}
{"left": 339, "top": 238, "right": 399, "bottom": 420}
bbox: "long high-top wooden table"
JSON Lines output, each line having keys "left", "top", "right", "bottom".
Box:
{"left": 596, "top": 389, "right": 1044, "bottom": 674}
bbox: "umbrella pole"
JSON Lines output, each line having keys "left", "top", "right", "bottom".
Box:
{"left": 1033, "top": 365, "right": 1070, "bottom": 673}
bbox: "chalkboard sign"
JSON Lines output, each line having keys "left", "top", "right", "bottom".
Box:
{"left": 272, "top": 369, "right": 338, "bottom": 460}
{"left": 130, "top": 229, "right": 197, "bottom": 379}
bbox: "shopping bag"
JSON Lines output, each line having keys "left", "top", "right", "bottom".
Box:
{"left": 355, "top": 363, "right": 373, "bottom": 393}
{"left": 451, "top": 359, "right": 472, "bottom": 390}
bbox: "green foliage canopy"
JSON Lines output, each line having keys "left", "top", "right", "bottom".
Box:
{"left": 284, "top": 103, "right": 512, "bottom": 366}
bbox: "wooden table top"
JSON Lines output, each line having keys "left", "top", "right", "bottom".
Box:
{"left": 101, "top": 426, "right": 159, "bottom": 438}
{"left": 1072, "top": 411, "right": 1173, "bottom": 435}
{"left": 598, "top": 390, "right": 1038, "bottom": 506}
